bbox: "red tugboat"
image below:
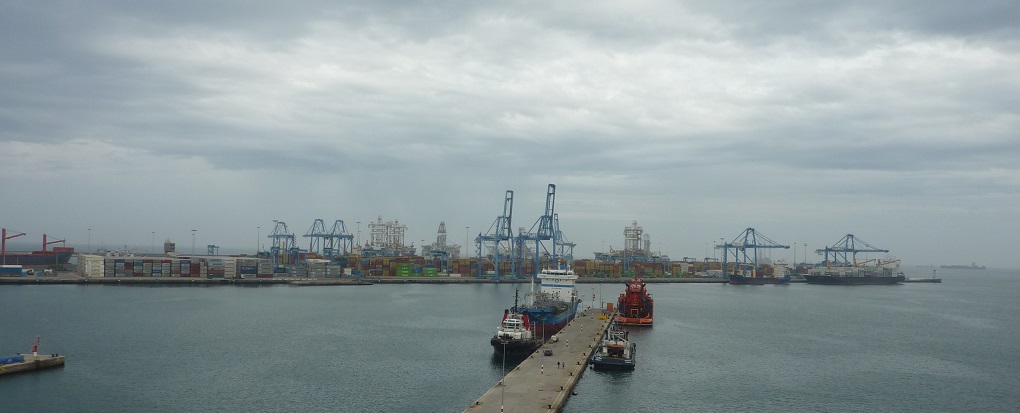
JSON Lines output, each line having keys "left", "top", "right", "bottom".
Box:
{"left": 616, "top": 275, "right": 653, "bottom": 326}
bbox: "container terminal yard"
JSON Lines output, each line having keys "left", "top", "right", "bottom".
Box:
{"left": 2, "top": 184, "right": 939, "bottom": 284}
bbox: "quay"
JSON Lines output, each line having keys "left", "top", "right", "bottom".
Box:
{"left": 0, "top": 354, "right": 65, "bottom": 377}
{"left": 465, "top": 307, "right": 613, "bottom": 413}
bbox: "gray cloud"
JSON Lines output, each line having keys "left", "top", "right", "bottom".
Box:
{"left": 1, "top": 1, "right": 1017, "bottom": 268}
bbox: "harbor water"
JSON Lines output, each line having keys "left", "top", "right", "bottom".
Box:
{"left": 1, "top": 267, "right": 1018, "bottom": 412}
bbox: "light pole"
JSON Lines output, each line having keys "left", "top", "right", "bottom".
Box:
{"left": 87, "top": 228, "right": 91, "bottom": 253}
{"left": 191, "top": 229, "right": 197, "bottom": 255}
{"left": 356, "top": 221, "right": 361, "bottom": 247}
{"left": 803, "top": 243, "right": 807, "bottom": 265}
{"left": 151, "top": 231, "right": 155, "bottom": 254}
{"left": 465, "top": 226, "right": 470, "bottom": 257}
{"left": 500, "top": 341, "right": 506, "bottom": 411}
{"left": 256, "top": 226, "right": 261, "bottom": 254}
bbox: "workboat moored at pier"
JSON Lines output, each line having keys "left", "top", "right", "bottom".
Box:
{"left": 490, "top": 290, "right": 541, "bottom": 356}
{"left": 590, "top": 321, "right": 635, "bottom": 370}
{"left": 517, "top": 267, "right": 581, "bottom": 340}
{"left": 616, "top": 275, "right": 653, "bottom": 326}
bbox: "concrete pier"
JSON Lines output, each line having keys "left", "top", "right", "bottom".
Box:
{"left": 465, "top": 308, "right": 613, "bottom": 413}
{"left": 0, "top": 354, "right": 65, "bottom": 377}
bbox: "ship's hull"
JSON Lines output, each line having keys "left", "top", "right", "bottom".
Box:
{"left": 804, "top": 274, "right": 905, "bottom": 285}
{"left": 618, "top": 277, "right": 654, "bottom": 326}
{"left": 728, "top": 274, "right": 790, "bottom": 285}
{"left": 591, "top": 357, "right": 636, "bottom": 371}
{"left": 1, "top": 251, "right": 73, "bottom": 266}
{"left": 490, "top": 336, "right": 540, "bottom": 356}
{"left": 591, "top": 344, "right": 636, "bottom": 371}
{"left": 520, "top": 300, "right": 580, "bottom": 340}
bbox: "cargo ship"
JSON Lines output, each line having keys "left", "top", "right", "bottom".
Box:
{"left": 590, "top": 321, "right": 636, "bottom": 371}
{"left": 490, "top": 290, "right": 541, "bottom": 356}
{"left": 518, "top": 267, "right": 581, "bottom": 340}
{"left": 1, "top": 248, "right": 74, "bottom": 266}
{"left": 726, "top": 263, "right": 790, "bottom": 285}
{"left": 804, "top": 234, "right": 904, "bottom": 285}
{"left": 616, "top": 275, "right": 653, "bottom": 326}
{"left": 803, "top": 261, "right": 905, "bottom": 285}
{"left": 2, "top": 231, "right": 74, "bottom": 266}
{"left": 940, "top": 263, "right": 985, "bottom": 270}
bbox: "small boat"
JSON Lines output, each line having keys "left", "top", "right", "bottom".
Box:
{"left": 490, "top": 289, "right": 541, "bottom": 356}
{"left": 590, "top": 321, "right": 636, "bottom": 371}
{"left": 616, "top": 275, "right": 653, "bottom": 326}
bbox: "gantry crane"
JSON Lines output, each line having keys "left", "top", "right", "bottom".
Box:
{"left": 304, "top": 219, "right": 329, "bottom": 256}
{"left": 324, "top": 220, "right": 354, "bottom": 257}
{"left": 267, "top": 220, "right": 298, "bottom": 268}
{"left": 477, "top": 190, "right": 514, "bottom": 278}
{"left": 303, "top": 219, "right": 353, "bottom": 258}
{"left": 816, "top": 234, "right": 889, "bottom": 268}
{"left": 552, "top": 213, "right": 575, "bottom": 263}
{"left": 717, "top": 228, "right": 789, "bottom": 278}
{"left": 518, "top": 184, "right": 558, "bottom": 276}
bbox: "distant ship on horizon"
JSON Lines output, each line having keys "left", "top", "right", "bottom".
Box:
{"left": 940, "top": 262, "right": 985, "bottom": 270}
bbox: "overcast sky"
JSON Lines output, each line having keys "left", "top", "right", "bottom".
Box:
{"left": 2, "top": 1, "right": 1018, "bottom": 269}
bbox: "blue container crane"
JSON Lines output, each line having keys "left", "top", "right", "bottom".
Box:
{"left": 477, "top": 190, "right": 514, "bottom": 278}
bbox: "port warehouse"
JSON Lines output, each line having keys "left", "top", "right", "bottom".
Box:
{"left": 72, "top": 254, "right": 745, "bottom": 279}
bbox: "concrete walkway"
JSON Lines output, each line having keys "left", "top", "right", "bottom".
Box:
{"left": 465, "top": 308, "right": 612, "bottom": 413}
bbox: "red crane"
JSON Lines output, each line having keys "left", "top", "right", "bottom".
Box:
{"left": 43, "top": 234, "right": 66, "bottom": 252}
{"left": 2, "top": 228, "right": 27, "bottom": 265}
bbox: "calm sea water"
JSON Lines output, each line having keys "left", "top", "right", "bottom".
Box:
{"left": 1, "top": 267, "right": 1018, "bottom": 412}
